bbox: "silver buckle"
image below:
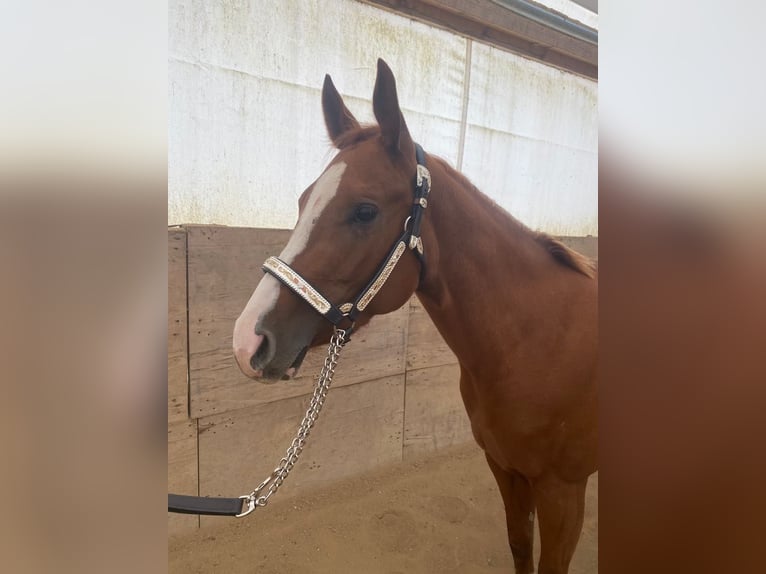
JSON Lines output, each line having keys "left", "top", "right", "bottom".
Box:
{"left": 338, "top": 302, "right": 353, "bottom": 314}
{"left": 409, "top": 235, "right": 423, "bottom": 254}
{"left": 416, "top": 164, "right": 431, "bottom": 191}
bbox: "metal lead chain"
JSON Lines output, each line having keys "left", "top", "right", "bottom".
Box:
{"left": 238, "top": 328, "right": 348, "bottom": 516}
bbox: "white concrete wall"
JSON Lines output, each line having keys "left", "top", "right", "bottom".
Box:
{"left": 169, "top": 0, "right": 597, "bottom": 236}
{"left": 464, "top": 43, "right": 597, "bottom": 235}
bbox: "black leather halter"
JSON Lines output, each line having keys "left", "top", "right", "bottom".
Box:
{"left": 262, "top": 143, "right": 431, "bottom": 335}
{"left": 167, "top": 145, "right": 431, "bottom": 518}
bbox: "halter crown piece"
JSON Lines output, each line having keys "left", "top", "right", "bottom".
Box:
{"left": 262, "top": 143, "right": 431, "bottom": 335}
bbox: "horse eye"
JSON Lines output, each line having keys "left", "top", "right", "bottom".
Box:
{"left": 352, "top": 204, "right": 379, "bottom": 224}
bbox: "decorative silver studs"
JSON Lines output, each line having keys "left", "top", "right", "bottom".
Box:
{"left": 263, "top": 257, "right": 332, "bottom": 315}
{"left": 339, "top": 302, "right": 354, "bottom": 314}
{"left": 416, "top": 164, "right": 431, "bottom": 190}
{"left": 356, "top": 241, "right": 407, "bottom": 311}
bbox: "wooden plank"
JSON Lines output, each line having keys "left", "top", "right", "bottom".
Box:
{"left": 168, "top": 228, "right": 188, "bottom": 423}
{"left": 291, "top": 306, "right": 407, "bottom": 385}
{"left": 558, "top": 235, "right": 598, "bottom": 261}
{"left": 403, "top": 364, "right": 473, "bottom": 460}
{"left": 168, "top": 419, "right": 198, "bottom": 533}
{"left": 406, "top": 296, "right": 458, "bottom": 371}
{"left": 187, "top": 225, "right": 407, "bottom": 418}
{"left": 362, "top": 0, "right": 597, "bottom": 79}
{"left": 199, "top": 374, "right": 405, "bottom": 527}
{"left": 187, "top": 225, "right": 289, "bottom": 355}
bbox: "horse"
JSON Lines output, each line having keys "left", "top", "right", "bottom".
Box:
{"left": 232, "top": 58, "right": 597, "bottom": 574}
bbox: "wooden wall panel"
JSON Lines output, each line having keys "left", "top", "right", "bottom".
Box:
{"left": 406, "top": 297, "right": 457, "bottom": 371}
{"left": 403, "top": 364, "right": 473, "bottom": 460}
{"left": 199, "top": 374, "right": 405, "bottom": 527}
{"left": 187, "top": 225, "right": 288, "bottom": 356}
{"left": 168, "top": 419, "right": 198, "bottom": 533}
{"left": 559, "top": 235, "right": 598, "bottom": 261}
{"left": 187, "top": 225, "right": 285, "bottom": 418}
{"left": 168, "top": 229, "right": 188, "bottom": 423}
{"left": 168, "top": 225, "right": 598, "bottom": 531}
{"left": 291, "top": 306, "right": 407, "bottom": 388}
{"left": 187, "top": 225, "right": 407, "bottom": 418}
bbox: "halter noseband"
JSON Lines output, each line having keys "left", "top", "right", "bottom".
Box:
{"left": 262, "top": 143, "right": 431, "bottom": 335}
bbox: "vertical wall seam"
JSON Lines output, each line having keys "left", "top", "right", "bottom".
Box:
{"left": 456, "top": 38, "right": 473, "bottom": 172}
{"left": 401, "top": 301, "right": 412, "bottom": 461}
{"left": 183, "top": 227, "right": 201, "bottom": 527}
{"left": 184, "top": 227, "right": 191, "bottom": 420}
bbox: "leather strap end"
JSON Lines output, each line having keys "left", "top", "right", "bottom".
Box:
{"left": 168, "top": 494, "right": 246, "bottom": 516}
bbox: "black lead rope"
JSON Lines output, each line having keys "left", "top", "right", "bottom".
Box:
{"left": 168, "top": 493, "right": 248, "bottom": 517}
{"left": 168, "top": 145, "right": 430, "bottom": 517}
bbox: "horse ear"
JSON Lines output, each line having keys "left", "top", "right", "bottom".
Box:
{"left": 372, "top": 58, "right": 414, "bottom": 157}
{"left": 322, "top": 74, "right": 360, "bottom": 147}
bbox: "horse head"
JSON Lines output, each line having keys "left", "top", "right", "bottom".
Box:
{"left": 233, "top": 59, "right": 435, "bottom": 381}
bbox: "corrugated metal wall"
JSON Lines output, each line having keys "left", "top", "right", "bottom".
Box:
{"left": 169, "top": 0, "right": 597, "bottom": 236}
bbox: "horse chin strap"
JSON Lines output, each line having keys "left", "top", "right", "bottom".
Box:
{"left": 262, "top": 143, "right": 431, "bottom": 336}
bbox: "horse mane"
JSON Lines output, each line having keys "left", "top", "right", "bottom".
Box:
{"left": 533, "top": 233, "right": 597, "bottom": 278}
{"left": 432, "top": 157, "right": 597, "bottom": 280}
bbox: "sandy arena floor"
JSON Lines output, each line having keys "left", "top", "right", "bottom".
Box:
{"left": 169, "top": 443, "right": 598, "bottom": 573}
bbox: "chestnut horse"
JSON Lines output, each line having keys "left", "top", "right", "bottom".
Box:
{"left": 233, "top": 59, "right": 597, "bottom": 574}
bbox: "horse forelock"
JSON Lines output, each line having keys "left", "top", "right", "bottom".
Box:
{"left": 332, "top": 124, "right": 380, "bottom": 150}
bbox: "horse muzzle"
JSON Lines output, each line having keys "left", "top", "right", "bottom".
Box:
{"left": 233, "top": 308, "right": 318, "bottom": 382}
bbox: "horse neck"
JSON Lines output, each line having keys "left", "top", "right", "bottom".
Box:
{"left": 416, "top": 159, "right": 558, "bottom": 371}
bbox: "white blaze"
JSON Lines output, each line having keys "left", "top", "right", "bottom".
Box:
{"left": 279, "top": 161, "right": 347, "bottom": 264}
{"left": 232, "top": 162, "right": 347, "bottom": 377}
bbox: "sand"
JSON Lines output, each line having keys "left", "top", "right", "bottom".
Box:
{"left": 169, "top": 443, "right": 597, "bottom": 573}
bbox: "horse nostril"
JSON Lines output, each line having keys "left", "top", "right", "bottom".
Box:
{"left": 250, "top": 331, "right": 274, "bottom": 370}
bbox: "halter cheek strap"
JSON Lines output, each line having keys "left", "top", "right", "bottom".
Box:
{"left": 409, "top": 143, "right": 430, "bottom": 269}
{"left": 263, "top": 143, "right": 431, "bottom": 335}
